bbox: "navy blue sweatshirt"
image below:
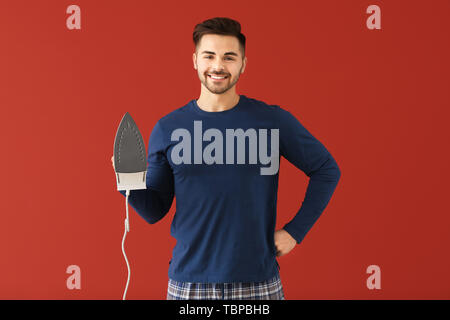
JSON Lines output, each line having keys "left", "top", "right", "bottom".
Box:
{"left": 119, "top": 94, "right": 341, "bottom": 283}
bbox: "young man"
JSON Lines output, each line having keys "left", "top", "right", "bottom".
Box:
{"left": 112, "top": 17, "right": 341, "bottom": 300}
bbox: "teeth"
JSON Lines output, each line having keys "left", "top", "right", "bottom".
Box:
{"left": 209, "top": 74, "right": 226, "bottom": 79}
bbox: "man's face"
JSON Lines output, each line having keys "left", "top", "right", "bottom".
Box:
{"left": 193, "top": 34, "right": 247, "bottom": 95}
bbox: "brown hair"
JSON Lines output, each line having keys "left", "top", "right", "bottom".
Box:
{"left": 193, "top": 17, "right": 246, "bottom": 58}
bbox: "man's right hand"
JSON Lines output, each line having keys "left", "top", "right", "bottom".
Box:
{"left": 111, "top": 155, "right": 115, "bottom": 171}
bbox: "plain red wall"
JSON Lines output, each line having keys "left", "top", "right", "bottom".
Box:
{"left": 1, "top": 0, "right": 449, "bottom": 299}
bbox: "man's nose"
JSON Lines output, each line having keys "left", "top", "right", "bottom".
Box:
{"left": 210, "top": 60, "right": 225, "bottom": 72}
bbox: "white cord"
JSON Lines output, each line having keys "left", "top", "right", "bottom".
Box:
{"left": 122, "top": 189, "right": 131, "bottom": 300}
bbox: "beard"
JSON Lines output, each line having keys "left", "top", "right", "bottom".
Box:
{"left": 199, "top": 66, "right": 243, "bottom": 94}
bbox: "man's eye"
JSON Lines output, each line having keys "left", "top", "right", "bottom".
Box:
{"left": 204, "top": 56, "right": 234, "bottom": 61}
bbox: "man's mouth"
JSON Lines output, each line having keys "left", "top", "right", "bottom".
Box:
{"left": 208, "top": 74, "right": 228, "bottom": 81}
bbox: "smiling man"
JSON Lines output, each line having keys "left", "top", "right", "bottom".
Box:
{"left": 113, "top": 17, "right": 341, "bottom": 300}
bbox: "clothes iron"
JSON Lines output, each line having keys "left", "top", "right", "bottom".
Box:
{"left": 113, "top": 112, "right": 147, "bottom": 191}
{"left": 113, "top": 112, "right": 147, "bottom": 300}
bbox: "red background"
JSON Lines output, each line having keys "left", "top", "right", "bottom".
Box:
{"left": 1, "top": 0, "right": 449, "bottom": 299}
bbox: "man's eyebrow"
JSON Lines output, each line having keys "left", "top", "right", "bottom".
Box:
{"left": 200, "top": 51, "right": 239, "bottom": 57}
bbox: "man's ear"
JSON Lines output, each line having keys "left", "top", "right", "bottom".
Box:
{"left": 193, "top": 52, "right": 197, "bottom": 70}
{"left": 241, "top": 56, "right": 247, "bottom": 74}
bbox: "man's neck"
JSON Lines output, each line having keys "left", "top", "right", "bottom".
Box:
{"left": 196, "top": 92, "right": 240, "bottom": 112}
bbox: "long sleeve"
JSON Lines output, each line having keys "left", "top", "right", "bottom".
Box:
{"left": 118, "top": 120, "right": 175, "bottom": 224}
{"left": 278, "top": 108, "right": 341, "bottom": 244}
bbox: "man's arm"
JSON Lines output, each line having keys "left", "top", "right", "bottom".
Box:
{"left": 278, "top": 108, "right": 341, "bottom": 245}
{"left": 118, "top": 188, "right": 174, "bottom": 224}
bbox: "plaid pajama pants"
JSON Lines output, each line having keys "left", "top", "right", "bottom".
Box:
{"left": 167, "top": 273, "right": 285, "bottom": 300}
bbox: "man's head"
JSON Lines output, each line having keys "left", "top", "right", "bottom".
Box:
{"left": 192, "top": 17, "right": 247, "bottom": 95}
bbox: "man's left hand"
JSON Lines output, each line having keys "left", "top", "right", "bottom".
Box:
{"left": 274, "top": 229, "right": 297, "bottom": 257}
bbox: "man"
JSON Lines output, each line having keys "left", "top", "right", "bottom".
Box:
{"left": 111, "top": 17, "right": 341, "bottom": 300}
